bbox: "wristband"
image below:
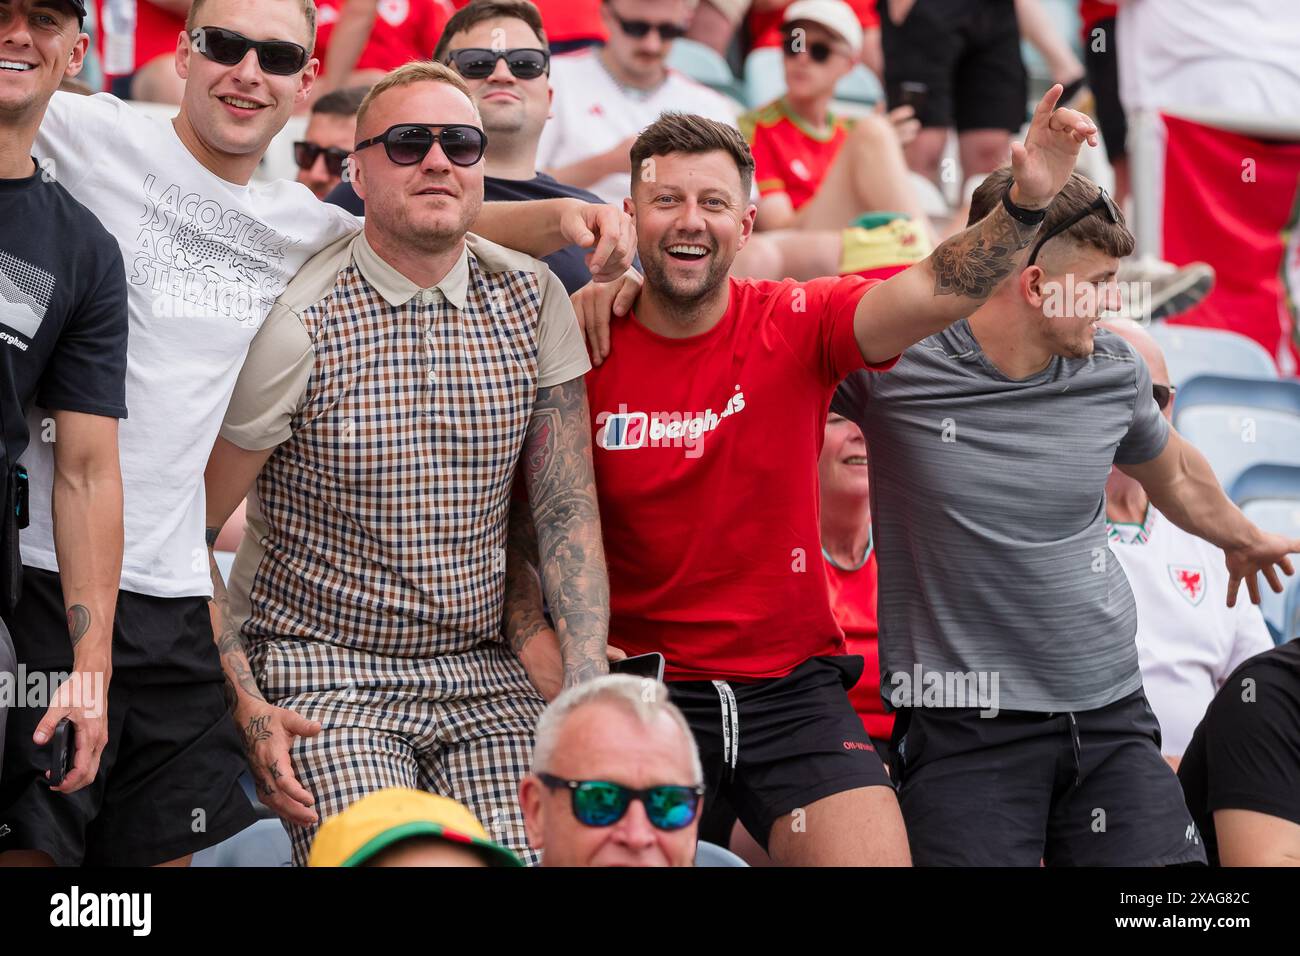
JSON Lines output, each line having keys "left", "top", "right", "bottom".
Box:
{"left": 1002, "top": 185, "right": 1047, "bottom": 226}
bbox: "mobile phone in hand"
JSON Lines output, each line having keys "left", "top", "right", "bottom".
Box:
{"left": 610, "top": 652, "right": 666, "bottom": 682}
{"left": 48, "top": 717, "right": 75, "bottom": 787}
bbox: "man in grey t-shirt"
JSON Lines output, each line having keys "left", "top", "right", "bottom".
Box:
{"left": 833, "top": 166, "right": 1300, "bottom": 866}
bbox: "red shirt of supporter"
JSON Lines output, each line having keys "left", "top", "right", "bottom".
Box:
{"left": 749, "top": 0, "right": 878, "bottom": 50}
{"left": 1078, "top": 0, "right": 1119, "bottom": 42}
{"left": 824, "top": 548, "right": 893, "bottom": 739}
{"left": 586, "top": 276, "right": 894, "bottom": 683}
{"left": 315, "top": 0, "right": 455, "bottom": 75}
{"left": 740, "top": 98, "right": 851, "bottom": 211}
{"left": 532, "top": 0, "right": 607, "bottom": 45}
{"left": 94, "top": 0, "right": 185, "bottom": 86}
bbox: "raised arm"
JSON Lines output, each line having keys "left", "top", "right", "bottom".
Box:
{"left": 472, "top": 198, "right": 636, "bottom": 282}
{"left": 1118, "top": 429, "right": 1300, "bottom": 606}
{"left": 519, "top": 377, "right": 610, "bottom": 689}
{"left": 851, "top": 84, "right": 1098, "bottom": 364}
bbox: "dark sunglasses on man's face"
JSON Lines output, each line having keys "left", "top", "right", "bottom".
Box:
{"left": 293, "top": 141, "right": 349, "bottom": 176}
{"left": 1152, "top": 383, "right": 1177, "bottom": 411}
{"left": 536, "top": 773, "right": 704, "bottom": 831}
{"left": 446, "top": 47, "right": 549, "bottom": 80}
{"left": 609, "top": 11, "right": 689, "bottom": 41}
{"left": 782, "top": 32, "right": 840, "bottom": 63}
{"left": 1026, "top": 186, "right": 1121, "bottom": 267}
{"left": 190, "top": 26, "right": 309, "bottom": 76}
{"left": 353, "top": 123, "right": 488, "bottom": 167}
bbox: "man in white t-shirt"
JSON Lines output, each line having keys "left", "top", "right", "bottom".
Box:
{"left": 537, "top": 0, "right": 740, "bottom": 205}
{"left": 0, "top": 0, "right": 633, "bottom": 868}
{"left": 1103, "top": 319, "right": 1274, "bottom": 767}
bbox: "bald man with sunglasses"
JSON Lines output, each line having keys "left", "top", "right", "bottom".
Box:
{"left": 205, "top": 61, "right": 610, "bottom": 866}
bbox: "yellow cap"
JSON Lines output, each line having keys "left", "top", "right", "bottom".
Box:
{"left": 307, "top": 788, "right": 523, "bottom": 867}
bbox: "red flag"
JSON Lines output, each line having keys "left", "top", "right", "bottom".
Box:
{"left": 1161, "top": 114, "right": 1300, "bottom": 373}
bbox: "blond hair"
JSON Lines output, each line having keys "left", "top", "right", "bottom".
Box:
{"left": 356, "top": 60, "right": 474, "bottom": 134}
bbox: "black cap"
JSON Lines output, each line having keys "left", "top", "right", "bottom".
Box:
{"left": 60, "top": 0, "right": 88, "bottom": 23}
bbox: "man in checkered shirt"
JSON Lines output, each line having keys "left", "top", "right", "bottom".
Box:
{"left": 202, "top": 61, "right": 610, "bottom": 865}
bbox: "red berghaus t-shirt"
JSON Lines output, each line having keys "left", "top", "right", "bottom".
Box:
{"left": 586, "top": 275, "right": 895, "bottom": 682}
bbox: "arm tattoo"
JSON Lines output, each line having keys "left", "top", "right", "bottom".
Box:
{"left": 502, "top": 494, "right": 554, "bottom": 656}
{"left": 930, "top": 200, "right": 1041, "bottom": 300}
{"left": 66, "top": 605, "right": 91, "bottom": 648}
{"left": 207, "top": 528, "right": 265, "bottom": 712}
{"left": 522, "top": 379, "right": 610, "bottom": 686}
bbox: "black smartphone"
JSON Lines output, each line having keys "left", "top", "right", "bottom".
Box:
{"left": 610, "top": 652, "right": 666, "bottom": 682}
{"left": 897, "top": 80, "right": 929, "bottom": 117}
{"left": 48, "top": 717, "right": 75, "bottom": 787}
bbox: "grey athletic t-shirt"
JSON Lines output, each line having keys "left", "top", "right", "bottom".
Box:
{"left": 832, "top": 320, "right": 1171, "bottom": 712}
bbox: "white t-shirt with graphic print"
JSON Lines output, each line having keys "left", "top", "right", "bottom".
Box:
{"left": 1107, "top": 505, "right": 1274, "bottom": 756}
{"left": 20, "top": 92, "right": 360, "bottom": 598}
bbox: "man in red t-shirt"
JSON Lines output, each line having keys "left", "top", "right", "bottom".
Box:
{"left": 819, "top": 414, "right": 892, "bottom": 749}
{"left": 510, "top": 92, "right": 1097, "bottom": 864}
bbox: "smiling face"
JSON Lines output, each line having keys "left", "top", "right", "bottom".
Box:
{"left": 176, "top": 0, "right": 316, "bottom": 165}
{"left": 1028, "top": 241, "right": 1123, "bottom": 360}
{"left": 782, "top": 20, "right": 853, "bottom": 102}
{"left": 0, "top": 0, "right": 86, "bottom": 123}
{"left": 521, "top": 702, "right": 700, "bottom": 868}
{"left": 627, "top": 148, "right": 755, "bottom": 312}
{"left": 351, "top": 79, "right": 484, "bottom": 255}
{"left": 447, "top": 16, "right": 551, "bottom": 148}
{"left": 819, "top": 413, "right": 869, "bottom": 502}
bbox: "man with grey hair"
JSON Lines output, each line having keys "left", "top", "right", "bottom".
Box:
{"left": 520, "top": 675, "right": 704, "bottom": 867}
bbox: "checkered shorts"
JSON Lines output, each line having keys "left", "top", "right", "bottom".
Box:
{"left": 251, "top": 637, "right": 545, "bottom": 866}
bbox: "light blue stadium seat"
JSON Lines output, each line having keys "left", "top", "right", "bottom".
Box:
{"left": 694, "top": 840, "right": 749, "bottom": 866}
{"left": 192, "top": 818, "right": 293, "bottom": 867}
{"left": 667, "top": 39, "right": 745, "bottom": 103}
{"left": 1175, "top": 406, "right": 1300, "bottom": 490}
{"left": 1228, "top": 463, "right": 1300, "bottom": 505}
{"left": 1147, "top": 324, "right": 1278, "bottom": 388}
{"left": 1174, "top": 374, "right": 1300, "bottom": 419}
{"left": 742, "top": 47, "right": 882, "bottom": 110}
{"left": 1237, "top": 497, "right": 1300, "bottom": 643}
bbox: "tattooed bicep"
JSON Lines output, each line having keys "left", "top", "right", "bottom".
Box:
{"left": 524, "top": 377, "right": 594, "bottom": 492}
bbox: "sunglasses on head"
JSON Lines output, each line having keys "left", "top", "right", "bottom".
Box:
{"left": 446, "top": 47, "right": 549, "bottom": 80}
{"left": 782, "top": 32, "right": 841, "bottom": 63}
{"left": 609, "top": 11, "right": 689, "bottom": 41}
{"left": 536, "top": 773, "right": 704, "bottom": 831}
{"left": 1026, "top": 186, "right": 1121, "bottom": 267}
{"left": 293, "top": 141, "right": 349, "bottom": 176}
{"left": 353, "top": 123, "right": 488, "bottom": 167}
{"left": 1152, "top": 383, "right": 1177, "bottom": 410}
{"left": 190, "top": 26, "right": 309, "bottom": 76}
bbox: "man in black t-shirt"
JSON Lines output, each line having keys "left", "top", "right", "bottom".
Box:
{"left": 1179, "top": 638, "right": 1300, "bottom": 866}
{"left": 324, "top": 0, "right": 619, "bottom": 294}
{"left": 0, "top": 0, "right": 127, "bottom": 798}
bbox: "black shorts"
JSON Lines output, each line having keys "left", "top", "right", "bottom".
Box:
{"left": 0, "top": 567, "right": 257, "bottom": 865}
{"left": 881, "top": 0, "right": 1027, "bottom": 133}
{"left": 890, "top": 688, "right": 1208, "bottom": 866}
{"left": 668, "top": 655, "right": 893, "bottom": 851}
{"left": 1084, "top": 16, "right": 1127, "bottom": 162}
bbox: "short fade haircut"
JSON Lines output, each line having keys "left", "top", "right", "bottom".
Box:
{"left": 355, "top": 60, "right": 474, "bottom": 135}
{"left": 432, "top": 0, "right": 548, "bottom": 64}
{"left": 532, "top": 675, "right": 704, "bottom": 786}
{"left": 312, "top": 84, "right": 370, "bottom": 117}
{"left": 969, "top": 166, "right": 1135, "bottom": 262}
{"left": 629, "top": 112, "right": 755, "bottom": 199}
{"left": 187, "top": 0, "right": 319, "bottom": 55}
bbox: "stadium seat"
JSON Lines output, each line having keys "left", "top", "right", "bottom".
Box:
{"left": 1227, "top": 463, "right": 1300, "bottom": 505}
{"left": 1174, "top": 374, "right": 1300, "bottom": 419}
{"left": 192, "top": 818, "right": 293, "bottom": 867}
{"left": 742, "top": 48, "right": 882, "bottom": 110}
{"left": 1175, "top": 405, "right": 1300, "bottom": 490}
{"left": 1236, "top": 496, "right": 1300, "bottom": 642}
{"left": 1147, "top": 324, "right": 1279, "bottom": 388}
{"left": 667, "top": 38, "right": 746, "bottom": 104}
{"left": 694, "top": 840, "right": 749, "bottom": 866}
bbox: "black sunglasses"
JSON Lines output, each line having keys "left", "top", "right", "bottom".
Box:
{"left": 782, "top": 32, "right": 841, "bottom": 63}
{"left": 190, "top": 26, "right": 309, "bottom": 76}
{"left": 609, "top": 11, "right": 689, "bottom": 41}
{"left": 446, "top": 47, "right": 549, "bottom": 80}
{"left": 1026, "top": 186, "right": 1121, "bottom": 266}
{"left": 536, "top": 773, "right": 704, "bottom": 831}
{"left": 353, "top": 123, "right": 488, "bottom": 168}
{"left": 293, "top": 141, "right": 349, "bottom": 176}
{"left": 1152, "top": 383, "right": 1177, "bottom": 411}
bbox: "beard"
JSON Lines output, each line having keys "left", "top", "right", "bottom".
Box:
{"left": 382, "top": 191, "right": 483, "bottom": 255}
{"left": 640, "top": 241, "right": 733, "bottom": 311}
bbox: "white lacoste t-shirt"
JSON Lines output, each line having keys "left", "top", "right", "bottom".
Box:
{"left": 1107, "top": 505, "right": 1274, "bottom": 756}
{"left": 20, "top": 92, "right": 360, "bottom": 598}
{"left": 538, "top": 49, "right": 742, "bottom": 205}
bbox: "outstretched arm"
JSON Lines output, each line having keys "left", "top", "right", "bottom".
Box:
{"left": 851, "top": 84, "right": 1099, "bottom": 364}
{"left": 472, "top": 199, "right": 636, "bottom": 282}
{"left": 520, "top": 377, "right": 610, "bottom": 689}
